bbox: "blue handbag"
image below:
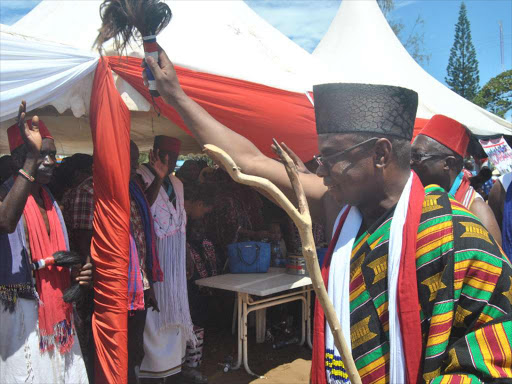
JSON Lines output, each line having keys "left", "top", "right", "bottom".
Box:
{"left": 228, "top": 242, "right": 271, "bottom": 273}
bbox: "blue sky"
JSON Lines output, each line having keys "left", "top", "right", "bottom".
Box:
{"left": 1, "top": 0, "right": 511, "bottom": 88}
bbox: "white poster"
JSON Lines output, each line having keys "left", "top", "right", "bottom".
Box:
{"left": 479, "top": 136, "right": 512, "bottom": 175}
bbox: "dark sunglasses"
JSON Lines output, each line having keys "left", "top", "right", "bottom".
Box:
{"left": 410, "top": 152, "right": 450, "bottom": 164}
{"left": 314, "top": 137, "right": 379, "bottom": 169}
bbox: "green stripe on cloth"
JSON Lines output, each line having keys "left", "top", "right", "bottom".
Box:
{"left": 418, "top": 214, "right": 452, "bottom": 232}
{"left": 350, "top": 290, "right": 371, "bottom": 313}
{"left": 430, "top": 374, "right": 483, "bottom": 384}
{"left": 354, "top": 342, "right": 390, "bottom": 370}
{"left": 461, "top": 285, "right": 493, "bottom": 302}
{"left": 373, "top": 292, "right": 388, "bottom": 309}
{"left": 455, "top": 250, "right": 503, "bottom": 268}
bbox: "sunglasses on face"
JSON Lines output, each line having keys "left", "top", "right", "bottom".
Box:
{"left": 314, "top": 137, "right": 379, "bottom": 169}
{"left": 410, "top": 152, "right": 449, "bottom": 164}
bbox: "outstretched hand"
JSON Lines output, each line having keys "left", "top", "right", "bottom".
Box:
{"left": 142, "top": 45, "right": 183, "bottom": 106}
{"left": 17, "top": 101, "right": 42, "bottom": 155}
{"left": 149, "top": 148, "right": 170, "bottom": 180}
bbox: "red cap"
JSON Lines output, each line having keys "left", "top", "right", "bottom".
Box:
{"left": 154, "top": 135, "right": 181, "bottom": 154}
{"left": 7, "top": 119, "right": 53, "bottom": 153}
{"left": 418, "top": 114, "right": 469, "bottom": 157}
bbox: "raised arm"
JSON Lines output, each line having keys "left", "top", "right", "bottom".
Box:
{"left": 143, "top": 48, "right": 332, "bottom": 223}
{"left": 0, "top": 102, "right": 42, "bottom": 233}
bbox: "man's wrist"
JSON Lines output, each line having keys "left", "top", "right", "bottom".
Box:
{"left": 163, "top": 87, "right": 187, "bottom": 107}
{"left": 22, "top": 157, "right": 38, "bottom": 172}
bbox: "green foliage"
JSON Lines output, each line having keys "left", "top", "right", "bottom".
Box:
{"left": 473, "top": 70, "right": 512, "bottom": 119}
{"left": 445, "top": 2, "right": 480, "bottom": 101}
{"left": 377, "top": 0, "right": 430, "bottom": 65}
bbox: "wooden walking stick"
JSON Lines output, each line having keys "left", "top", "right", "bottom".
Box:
{"left": 203, "top": 143, "right": 362, "bottom": 384}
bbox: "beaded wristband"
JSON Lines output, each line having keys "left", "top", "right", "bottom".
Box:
{"left": 19, "top": 168, "right": 35, "bottom": 182}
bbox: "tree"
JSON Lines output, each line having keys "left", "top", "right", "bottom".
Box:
{"left": 445, "top": 2, "right": 480, "bottom": 101}
{"left": 473, "top": 70, "right": 512, "bottom": 119}
{"left": 377, "top": 0, "right": 430, "bottom": 65}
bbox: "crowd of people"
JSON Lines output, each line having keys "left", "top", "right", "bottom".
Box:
{"left": 0, "top": 104, "right": 322, "bottom": 384}
{"left": 1, "top": 43, "right": 512, "bottom": 384}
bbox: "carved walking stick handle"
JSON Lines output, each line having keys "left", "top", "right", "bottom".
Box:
{"left": 203, "top": 143, "right": 361, "bottom": 384}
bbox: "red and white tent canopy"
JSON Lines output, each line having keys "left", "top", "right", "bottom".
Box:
{"left": 2, "top": 0, "right": 329, "bottom": 158}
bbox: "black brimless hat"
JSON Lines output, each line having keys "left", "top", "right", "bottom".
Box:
{"left": 313, "top": 83, "right": 418, "bottom": 141}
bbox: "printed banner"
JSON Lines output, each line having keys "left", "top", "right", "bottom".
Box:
{"left": 479, "top": 136, "right": 512, "bottom": 174}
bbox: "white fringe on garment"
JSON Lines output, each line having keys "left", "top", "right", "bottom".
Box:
{"left": 154, "top": 232, "right": 195, "bottom": 344}
{"left": 138, "top": 166, "right": 195, "bottom": 344}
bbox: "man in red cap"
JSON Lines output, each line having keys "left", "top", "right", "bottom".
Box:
{"left": 0, "top": 101, "right": 92, "bottom": 383}
{"left": 137, "top": 136, "right": 203, "bottom": 382}
{"left": 411, "top": 114, "right": 502, "bottom": 245}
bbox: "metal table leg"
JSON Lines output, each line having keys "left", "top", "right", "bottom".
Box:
{"left": 299, "top": 289, "right": 306, "bottom": 346}
{"left": 232, "top": 293, "right": 243, "bottom": 370}
{"left": 231, "top": 288, "right": 313, "bottom": 378}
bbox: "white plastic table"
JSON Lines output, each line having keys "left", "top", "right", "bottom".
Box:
{"left": 195, "top": 267, "right": 313, "bottom": 377}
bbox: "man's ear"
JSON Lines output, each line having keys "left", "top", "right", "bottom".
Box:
{"left": 374, "top": 138, "right": 393, "bottom": 169}
{"left": 445, "top": 156, "right": 458, "bottom": 171}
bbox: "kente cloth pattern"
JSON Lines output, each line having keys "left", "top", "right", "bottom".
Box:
{"left": 314, "top": 185, "right": 512, "bottom": 383}
{"left": 24, "top": 187, "right": 74, "bottom": 354}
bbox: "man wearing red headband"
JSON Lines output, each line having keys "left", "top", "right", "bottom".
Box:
{"left": 0, "top": 101, "right": 91, "bottom": 383}
{"left": 411, "top": 114, "right": 502, "bottom": 246}
{"left": 138, "top": 136, "right": 200, "bottom": 382}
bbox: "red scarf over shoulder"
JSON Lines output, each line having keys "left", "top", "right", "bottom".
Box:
{"left": 311, "top": 173, "right": 425, "bottom": 383}
{"left": 24, "top": 188, "right": 74, "bottom": 353}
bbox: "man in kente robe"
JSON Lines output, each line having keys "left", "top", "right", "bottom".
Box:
{"left": 412, "top": 114, "right": 502, "bottom": 246}
{"left": 0, "top": 102, "right": 91, "bottom": 383}
{"left": 142, "top": 48, "right": 512, "bottom": 383}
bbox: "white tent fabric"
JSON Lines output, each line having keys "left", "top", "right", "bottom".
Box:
{"left": 0, "top": 31, "right": 98, "bottom": 121}
{"left": 313, "top": 0, "right": 512, "bottom": 136}
{"left": 0, "top": 30, "right": 199, "bottom": 155}
{"left": 1, "top": 0, "right": 328, "bottom": 155}
{"left": 12, "top": 0, "right": 326, "bottom": 94}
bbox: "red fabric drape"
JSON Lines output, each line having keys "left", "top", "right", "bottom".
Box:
{"left": 107, "top": 56, "right": 318, "bottom": 160}
{"left": 108, "top": 56, "right": 429, "bottom": 160}
{"left": 397, "top": 172, "right": 425, "bottom": 383}
{"left": 90, "top": 57, "right": 131, "bottom": 384}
